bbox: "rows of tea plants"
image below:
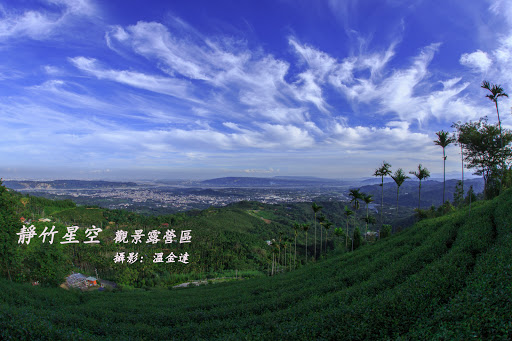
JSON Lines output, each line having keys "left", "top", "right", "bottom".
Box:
{"left": 1, "top": 189, "right": 511, "bottom": 340}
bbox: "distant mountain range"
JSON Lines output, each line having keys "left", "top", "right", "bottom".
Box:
{"left": 3, "top": 180, "right": 139, "bottom": 190}
{"left": 199, "top": 176, "right": 351, "bottom": 187}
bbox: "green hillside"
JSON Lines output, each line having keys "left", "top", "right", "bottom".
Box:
{"left": 1, "top": 187, "right": 511, "bottom": 339}
{"left": 4, "top": 186, "right": 415, "bottom": 289}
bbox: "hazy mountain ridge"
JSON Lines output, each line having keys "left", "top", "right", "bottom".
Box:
{"left": 4, "top": 180, "right": 139, "bottom": 190}
{"left": 200, "top": 176, "right": 351, "bottom": 187}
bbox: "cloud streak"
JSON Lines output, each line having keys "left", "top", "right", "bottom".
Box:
{"left": 0, "top": 0, "right": 96, "bottom": 41}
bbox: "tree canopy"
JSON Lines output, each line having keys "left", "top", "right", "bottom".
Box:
{"left": 454, "top": 118, "right": 512, "bottom": 198}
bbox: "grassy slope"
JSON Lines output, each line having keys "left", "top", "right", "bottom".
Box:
{"left": 1, "top": 189, "right": 512, "bottom": 340}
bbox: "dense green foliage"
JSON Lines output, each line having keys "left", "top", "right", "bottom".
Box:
{"left": 4, "top": 184, "right": 392, "bottom": 287}
{"left": 1, "top": 186, "right": 511, "bottom": 339}
{"left": 454, "top": 117, "right": 512, "bottom": 199}
{"left": 380, "top": 224, "right": 392, "bottom": 239}
{"left": 0, "top": 183, "right": 21, "bottom": 282}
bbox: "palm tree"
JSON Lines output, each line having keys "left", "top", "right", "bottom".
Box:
{"left": 317, "top": 215, "right": 325, "bottom": 256}
{"left": 323, "top": 220, "right": 333, "bottom": 253}
{"left": 482, "top": 80, "right": 509, "bottom": 192}
{"left": 292, "top": 222, "right": 300, "bottom": 269}
{"left": 391, "top": 168, "right": 410, "bottom": 213}
{"left": 302, "top": 223, "right": 310, "bottom": 264}
{"left": 334, "top": 227, "right": 344, "bottom": 249}
{"left": 343, "top": 206, "right": 353, "bottom": 248}
{"left": 434, "top": 130, "right": 455, "bottom": 203}
{"left": 287, "top": 237, "right": 293, "bottom": 271}
{"left": 451, "top": 125, "right": 465, "bottom": 196}
{"left": 278, "top": 231, "right": 283, "bottom": 271}
{"left": 270, "top": 240, "right": 277, "bottom": 276}
{"left": 273, "top": 242, "right": 279, "bottom": 275}
{"left": 362, "top": 193, "right": 373, "bottom": 238}
{"left": 409, "top": 164, "right": 431, "bottom": 210}
{"left": 311, "top": 203, "right": 322, "bottom": 260}
{"left": 283, "top": 240, "right": 288, "bottom": 269}
{"left": 373, "top": 161, "right": 392, "bottom": 226}
{"left": 348, "top": 188, "right": 363, "bottom": 229}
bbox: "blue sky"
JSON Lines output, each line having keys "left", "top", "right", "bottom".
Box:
{"left": 1, "top": 0, "right": 511, "bottom": 180}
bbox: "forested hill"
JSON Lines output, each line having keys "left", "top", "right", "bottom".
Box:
{"left": 3, "top": 184, "right": 390, "bottom": 288}
{"left": 1, "top": 186, "right": 511, "bottom": 339}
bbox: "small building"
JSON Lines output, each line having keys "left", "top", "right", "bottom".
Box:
{"left": 86, "top": 276, "right": 97, "bottom": 286}
{"left": 20, "top": 217, "right": 26, "bottom": 222}
{"left": 38, "top": 218, "right": 51, "bottom": 222}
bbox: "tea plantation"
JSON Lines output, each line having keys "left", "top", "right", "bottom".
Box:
{"left": 1, "top": 189, "right": 511, "bottom": 340}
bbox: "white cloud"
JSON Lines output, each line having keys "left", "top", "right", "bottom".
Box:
{"left": 489, "top": 0, "right": 512, "bottom": 27}
{"left": 459, "top": 50, "right": 492, "bottom": 73}
{"left": 328, "top": 120, "right": 431, "bottom": 152}
{"left": 0, "top": 0, "right": 96, "bottom": 41}
{"left": 69, "top": 56, "right": 193, "bottom": 100}
{"left": 43, "top": 65, "right": 60, "bottom": 75}
{"left": 105, "top": 21, "right": 336, "bottom": 124}
{"left": 243, "top": 168, "right": 278, "bottom": 174}
{"left": 457, "top": 1, "right": 512, "bottom": 92}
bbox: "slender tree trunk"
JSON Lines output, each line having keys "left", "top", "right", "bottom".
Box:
{"left": 294, "top": 234, "right": 297, "bottom": 269}
{"left": 418, "top": 181, "right": 421, "bottom": 210}
{"left": 396, "top": 188, "right": 400, "bottom": 213}
{"left": 290, "top": 245, "right": 292, "bottom": 271}
{"left": 496, "top": 101, "right": 504, "bottom": 194}
{"left": 366, "top": 204, "right": 369, "bottom": 240}
{"left": 284, "top": 246, "right": 286, "bottom": 269}
{"left": 353, "top": 214, "right": 356, "bottom": 240}
{"left": 469, "top": 186, "right": 472, "bottom": 216}
{"left": 278, "top": 247, "right": 281, "bottom": 272}
{"left": 461, "top": 144, "right": 464, "bottom": 195}
{"left": 314, "top": 213, "right": 317, "bottom": 261}
{"left": 443, "top": 148, "right": 446, "bottom": 204}
{"left": 305, "top": 232, "right": 308, "bottom": 264}
{"left": 325, "top": 229, "right": 327, "bottom": 252}
{"left": 346, "top": 221, "right": 349, "bottom": 248}
{"left": 381, "top": 176, "right": 384, "bottom": 227}
{"left": 320, "top": 224, "right": 323, "bottom": 256}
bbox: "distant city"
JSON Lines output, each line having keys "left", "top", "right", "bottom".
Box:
{"left": 3, "top": 177, "right": 354, "bottom": 214}
{"left": 3, "top": 176, "right": 482, "bottom": 215}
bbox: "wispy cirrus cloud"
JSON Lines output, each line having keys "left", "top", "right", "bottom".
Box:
{"left": 104, "top": 21, "right": 330, "bottom": 123}
{"left": 0, "top": 0, "right": 96, "bottom": 41}
{"left": 69, "top": 56, "right": 194, "bottom": 100}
